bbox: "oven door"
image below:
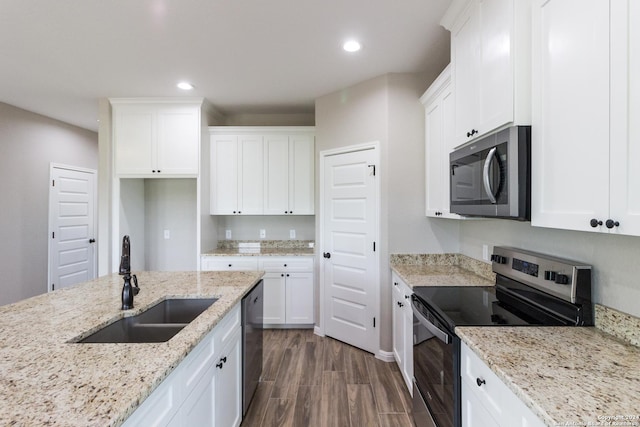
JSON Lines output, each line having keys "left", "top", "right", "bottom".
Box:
{"left": 412, "top": 295, "right": 458, "bottom": 427}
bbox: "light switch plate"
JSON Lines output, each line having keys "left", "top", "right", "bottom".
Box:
{"left": 482, "top": 244, "right": 489, "bottom": 261}
{"left": 289, "top": 229, "right": 296, "bottom": 239}
{"left": 225, "top": 229, "right": 232, "bottom": 239}
{"left": 260, "top": 229, "right": 266, "bottom": 238}
{"left": 164, "top": 229, "right": 170, "bottom": 240}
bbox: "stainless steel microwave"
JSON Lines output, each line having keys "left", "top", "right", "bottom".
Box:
{"left": 449, "top": 126, "right": 531, "bottom": 220}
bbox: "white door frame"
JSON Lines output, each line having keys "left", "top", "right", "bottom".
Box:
{"left": 317, "top": 141, "right": 381, "bottom": 356}
{"left": 47, "top": 163, "right": 98, "bottom": 292}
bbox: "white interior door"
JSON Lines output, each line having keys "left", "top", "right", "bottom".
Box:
{"left": 49, "top": 165, "right": 97, "bottom": 291}
{"left": 322, "top": 147, "right": 378, "bottom": 354}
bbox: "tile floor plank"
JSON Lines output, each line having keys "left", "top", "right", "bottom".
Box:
{"left": 321, "top": 371, "right": 351, "bottom": 427}
{"left": 379, "top": 413, "right": 415, "bottom": 427}
{"left": 347, "top": 384, "right": 380, "bottom": 427}
{"left": 293, "top": 385, "right": 323, "bottom": 426}
{"left": 345, "top": 345, "right": 371, "bottom": 384}
{"left": 299, "top": 341, "right": 324, "bottom": 386}
{"left": 261, "top": 398, "right": 295, "bottom": 427}
{"left": 323, "top": 337, "right": 346, "bottom": 371}
{"left": 366, "top": 356, "right": 407, "bottom": 413}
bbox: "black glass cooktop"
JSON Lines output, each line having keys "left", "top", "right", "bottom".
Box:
{"left": 411, "top": 286, "right": 550, "bottom": 332}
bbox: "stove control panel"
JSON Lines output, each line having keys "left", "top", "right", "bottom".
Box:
{"left": 491, "top": 246, "right": 591, "bottom": 304}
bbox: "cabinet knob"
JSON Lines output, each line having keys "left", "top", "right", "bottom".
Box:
{"left": 152, "top": 170, "right": 157, "bottom": 173}
{"left": 394, "top": 282, "right": 398, "bottom": 287}
{"left": 397, "top": 301, "right": 403, "bottom": 308}
{"left": 605, "top": 219, "right": 620, "bottom": 229}
{"left": 233, "top": 211, "right": 237, "bottom": 214}
{"left": 238, "top": 211, "right": 242, "bottom": 214}
{"left": 476, "top": 378, "right": 486, "bottom": 387}
{"left": 89, "top": 238, "right": 96, "bottom": 243}
{"left": 216, "top": 362, "right": 224, "bottom": 369}
{"left": 228, "top": 264, "right": 232, "bottom": 267}
{"left": 281, "top": 274, "right": 284, "bottom": 277}
{"left": 590, "top": 218, "right": 603, "bottom": 227}
{"left": 285, "top": 211, "right": 288, "bottom": 214}
{"left": 286, "top": 274, "right": 290, "bottom": 277}
{"left": 323, "top": 252, "right": 331, "bottom": 259}
{"left": 289, "top": 211, "right": 293, "bottom": 214}
{"left": 284, "top": 264, "right": 287, "bottom": 267}
{"left": 405, "top": 295, "right": 410, "bottom": 300}
{"left": 157, "top": 170, "right": 161, "bottom": 173}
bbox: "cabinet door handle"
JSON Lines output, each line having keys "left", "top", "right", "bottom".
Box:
{"left": 216, "top": 362, "right": 224, "bottom": 369}
{"left": 89, "top": 238, "right": 96, "bottom": 243}
{"left": 476, "top": 378, "right": 486, "bottom": 387}
{"left": 605, "top": 219, "right": 620, "bottom": 229}
{"left": 590, "top": 218, "right": 603, "bottom": 228}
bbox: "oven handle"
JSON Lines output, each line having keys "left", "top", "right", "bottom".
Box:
{"left": 483, "top": 147, "right": 497, "bottom": 204}
{"left": 411, "top": 301, "right": 451, "bottom": 345}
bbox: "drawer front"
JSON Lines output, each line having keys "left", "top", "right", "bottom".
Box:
{"left": 461, "top": 343, "right": 509, "bottom": 422}
{"left": 258, "top": 257, "right": 313, "bottom": 272}
{"left": 180, "top": 331, "right": 215, "bottom": 391}
{"left": 214, "top": 303, "right": 241, "bottom": 350}
{"left": 201, "top": 256, "right": 259, "bottom": 271}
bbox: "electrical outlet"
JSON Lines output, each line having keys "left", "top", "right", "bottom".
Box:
{"left": 164, "top": 229, "right": 170, "bottom": 240}
{"left": 225, "top": 229, "right": 232, "bottom": 239}
{"left": 482, "top": 244, "right": 489, "bottom": 261}
{"left": 289, "top": 229, "right": 296, "bottom": 239}
{"left": 259, "top": 229, "right": 266, "bottom": 238}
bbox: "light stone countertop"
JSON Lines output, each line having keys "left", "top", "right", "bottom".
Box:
{"left": 203, "top": 247, "right": 315, "bottom": 257}
{"left": 390, "top": 253, "right": 495, "bottom": 288}
{"left": 456, "top": 326, "right": 640, "bottom": 427}
{"left": 0, "top": 270, "right": 263, "bottom": 427}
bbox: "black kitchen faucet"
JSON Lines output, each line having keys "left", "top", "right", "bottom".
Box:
{"left": 119, "top": 235, "right": 140, "bottom": 310}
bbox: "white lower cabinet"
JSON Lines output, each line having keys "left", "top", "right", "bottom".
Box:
{"left": 461, "top": 342, "right": 545, "bottom": 427}
{"left": 391, "top": 272, "right": 413, "bottom": 394}
{"left": 122, "top": 304, "right": 242, "bottom": 427}
{"left": 201, "top": 255, "right": 314, "bottom": 327}
{"left": 259, "top": 257, "right": 314, "bottom": 326}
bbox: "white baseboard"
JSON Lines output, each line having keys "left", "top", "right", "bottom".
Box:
{"left": 313, "top": 325, "right": 325, "bottom": 337}
{"left": 376, "top": 349, "right": 395, "bottom": 363}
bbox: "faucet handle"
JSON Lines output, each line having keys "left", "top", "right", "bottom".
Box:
{"left": 131, "top": 274, "right": 140, "bottom": 295}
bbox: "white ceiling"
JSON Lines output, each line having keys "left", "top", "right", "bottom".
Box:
{"left": 0, "top": 0, "right": 452, "bottom": 132}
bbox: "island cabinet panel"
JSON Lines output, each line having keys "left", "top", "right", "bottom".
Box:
{"left": 122, "top": 304, "right": 242, "bottom": 427}
{"left": 112, "top": 99, "right": 202, "bottom": 177}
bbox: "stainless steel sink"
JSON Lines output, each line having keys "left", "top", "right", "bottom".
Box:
{"left": 77, "top": 298, "right": 218, "bottom": 343}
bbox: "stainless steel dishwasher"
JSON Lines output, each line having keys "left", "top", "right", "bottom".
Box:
{"left": 242, "top": 279, "right": 263, "bottom": 417}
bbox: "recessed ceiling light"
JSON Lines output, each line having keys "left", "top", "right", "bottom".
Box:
{"left": 343, "top": 40, "right": 362, "bottom": 53}
{"left": 177, "top": 82, "right": 194, "bottom": 90}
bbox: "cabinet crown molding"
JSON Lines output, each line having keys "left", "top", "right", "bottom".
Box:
{"left": 440, "top": 0, "right": 473, "bottom": 30}
{"left": 109, "top": 97, "right": 204, "bottom": 106}
{"left": 420, "top": 64, "right": 452, "bottom": 106}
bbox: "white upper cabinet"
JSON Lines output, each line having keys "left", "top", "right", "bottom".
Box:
{"left": 442, "top": 0, "right": 531, "bottom": 146}
{"left": 531, "top": 0, "right": 640, "bottom": 236}
{"left": 421, "top": 64, "right": 461, "bottom": 219}
{"left": 210, "top": 127, "right": 315, "bottom": 216}
{"left": 210, "top": 134, "right": 263, "bottom": 215}
{"left": 112, "top": 99, "right": 201, "bottom": 177}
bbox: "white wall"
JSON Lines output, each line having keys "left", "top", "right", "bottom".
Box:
{"left": 223, "top": 112, "right": 314, "bottom": 126}
{"left": 0, "top": 102, "right": 98, "bottom": 306}
{"left": 459, "top": 220, "right": 640, "bottom": 318}
{"left": 144, "top": 179, "right": 197, "bottom": 270}
{"left": 315, "top": 73, "right": 460, "bottom": 353}
{"left": 214, "top": 215, "right": 315, "bottom": 246}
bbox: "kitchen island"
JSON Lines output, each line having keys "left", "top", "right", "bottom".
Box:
{"left": 0, "top": 270, "right": 263, "bottom": 426}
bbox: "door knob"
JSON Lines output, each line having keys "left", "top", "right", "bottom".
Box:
{"left": 323, "top": 252, "right": 331, "bottom": 259}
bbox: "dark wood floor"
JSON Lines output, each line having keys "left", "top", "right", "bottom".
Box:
{"left": 241, "top": 329, "right": 415, "bottom": 427}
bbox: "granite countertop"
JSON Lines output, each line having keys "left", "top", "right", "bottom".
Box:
{"left": 390, "top": 253, "right": 495, "bottom": 288}
{"left": 203, "top": 247, "right": 315, "bottom": 256}
{"left": 457, "top": 325, "right": 640, "bottom": 427}
{"left": 0, "top": 270, "right": 263, "bottom": 426}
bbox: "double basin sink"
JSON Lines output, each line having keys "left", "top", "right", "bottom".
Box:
{"left": 77, "top": 298, "right": 218, "bottom": 344}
